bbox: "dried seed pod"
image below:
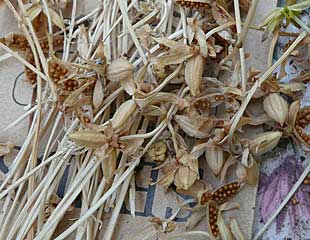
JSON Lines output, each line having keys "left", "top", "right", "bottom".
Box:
{"left": 174, "top": 165, "right": 198, "bottom": 190}
{"left": 185, "top": 54, "right": 204, "bottom": 97}
{"left": 211, "top": 182, "right": 241, "bottom": 204}
{"left": 293, "top": 106, "right": 310, "bottom": 148}
{"left": 176, "top": 0, "right": 211, "bottom": 9}
{"left": 205, "top": 145, "right": 225, "bottom": 176}
{"left": 111, "top": 99, "right": 137, "bottom": 129}
{"left": 106, "top": 58, "right": 133, "bottom": 82}
{"left": 25, "top": 50, "right": 37, "bottom": 85}
{"left": 0, "top": 33, "right": 29, "bottom": 51}
{"left": 48, "top": 58, "right": 70, "bottom": 85}
{"left": 147, "top": 141, "right": 167, "bottom": 162}
{"left": 263, "top": 93, "right": 288, "bottom": 126}
{"left": 208, "top": 202, "right": 219, "bottom": 237}
{"left": 248, "top": 131, "right": 282, "bottom": 156}
{"left": 69, "top": 130, "right": 107, "bottom": 148}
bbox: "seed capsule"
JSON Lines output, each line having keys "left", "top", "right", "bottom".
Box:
{"left": 205, "top": 145, "right": 225, "bottom": 176}
{"left": 106, "top": 58, "right": 133, "bottom": 82}
{"left": 185, "top": 54, "right": 204, "bottom": 97}
{"left": 263, "top": 93, "right": 288, "bottom": 126}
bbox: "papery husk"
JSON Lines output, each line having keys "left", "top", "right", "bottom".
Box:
{"left": 185, "top": 55, "right": 205, "bottom": 97}
{"left": 236, "top": 163, "right": 247, "bottom": 181}
{"left": 106, "top": 58, "right": 133, "bottom": 82}
{"left": 102, "top": 148, "right": 117, "bottom": 183}
{"left": 248, "top": 131, "right": 282, "bottom": 156}
{"left": 147, "top": 141, "right": 167, "bottom": 162}
{"left": 230, "top": 218, "right": 245, "bottom": 240}
{"left": 93, "top": 78, "right": 104, "bottom": 109}
{"left": 174, "top": 165, "right": 198, "bottom": 190}
{"left": 220, "top": 155, "right": 238, "bottom": 183}
{"left": 119, "top": 137, "right": 144, "bottom": 156}
{"left": 135, "top": 92, "right": 178, "bottom": 109}
{"left": 205, "top": 145, "right": 225, "bottom": 176}
{"left": 288, "top": 100, "right": 300, "bottom": 127}
{"left": 279, "top": 82, "right": 305, "bottom": 96}
{"left": 174, "top": 115, "right": 209, "bottom": 139}
{"left": 0, "top": 142, "right": 15, "bottom": 157}
{"left": 245, "top": 160, "right": 259, "bottom": 185}
{"left": 263, "top": 93, "right": 288, "bottom": 126}
{"left": 69, "top": 130, "right": 107, "bottom": 148}
{"left": 217, "top": 213, "right": 233, "bottom": 240}
{"left": 111, "top": 99, "right": 137, "bottom": 129}
{"left": 152, "top": 42, "right": 195, "bottom": 66}
{"left": 155, "top": 169, "right": 176, "bottom": 191}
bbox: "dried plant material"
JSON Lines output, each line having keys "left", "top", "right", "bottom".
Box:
{"left": 263, "top": 93, "right": 288, "bottom": 126}
{"left": 111, "top": 99, "right": 137, "bottom": 129}
{"left": 93, "top": 79, "right": 104, "bottom": 109}
{"left": 174, "top": 115, "right": 209, "bottom": 139}
{"left": 107, "top": 58, "right": 133, "bottom": 82}
{"left": 230, "top": 218, "right": 245, "bottom": 240}
{"left": 248, "top": 131, "right": 282, "bottom": 156}
{"left": 0, "top": 142, "right": 15, "bottom": 157}
{"left": 185, "top": 54, "right": 204, "bottom": 97}
{"left": 147, "top": 141, "right": 167, "bottom": 162}
{"left": 217, "top": 212, "right": 233, "bottom": 240}
{"left": 205, "top": 145, "right": 225, "bottom": 176}
{"left": 211, "top": 182, "right": 241, "bottom": 205}
{"left": 174, "top": 165, "right": 198, "bottom": 190}
{"left": 294, "top": 106, "right": 310, "bottom": 147}
{"left": 69, "top": 130, "right": 107, "bottom": 148}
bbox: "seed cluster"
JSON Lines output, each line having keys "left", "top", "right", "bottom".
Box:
{"left": 11, "top": 34, "right": 29, "bottom": 51}
{"left": 211, "top": 182, "right": 240, "bottom": 204}
{"left": 295, "top": 108, "right": 310, "bottom": 145}
{"left": 193, "top": 99, "right": 210, "bottom": 110}
{"left": 209, "top": 202, "right": 219, "bottom": 237}
{"left": 49, "top": 62, "right": 78, "bottom": 91}
{"left": 175, "top": 0, "right": 210, "bottom": 8}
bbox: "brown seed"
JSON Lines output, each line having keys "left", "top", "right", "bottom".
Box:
{"left": 292, "top": 198, "right": 299, "bottom": 205}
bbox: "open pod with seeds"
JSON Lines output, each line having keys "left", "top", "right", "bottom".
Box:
{"left": 292, "top": 104, "right": 310, "bottom": 148}
{"left": 48, "top": 57, "right": 78, "bottom": 91}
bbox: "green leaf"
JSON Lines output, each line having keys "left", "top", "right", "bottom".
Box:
{"left": 259, "top": 8, "right": 281, "bottom": 28}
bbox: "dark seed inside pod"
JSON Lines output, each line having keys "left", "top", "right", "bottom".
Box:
{"left": 209, "top": 202, "right": 219, "bottom": 237}
{"left": 211, "top": 182, "right": 241, "bottom": 204}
